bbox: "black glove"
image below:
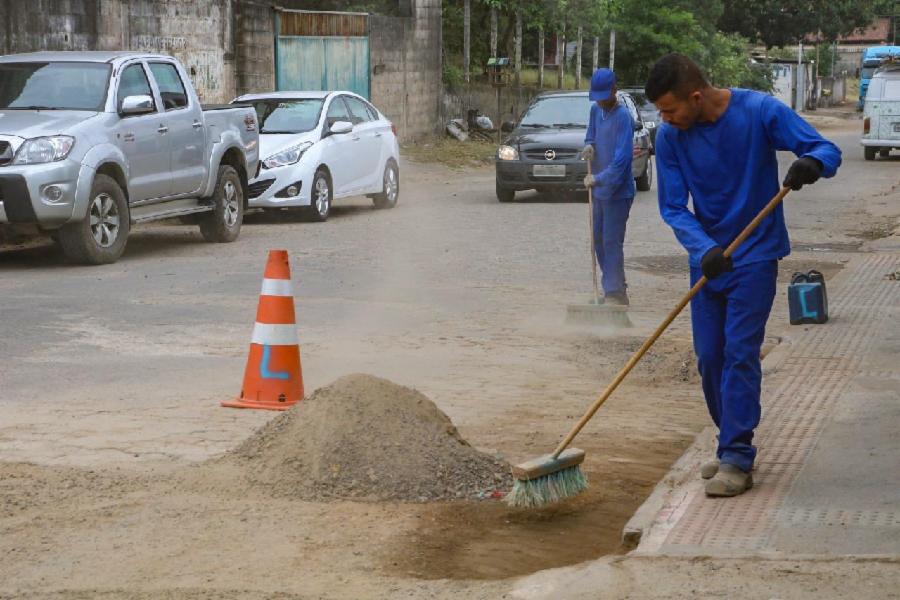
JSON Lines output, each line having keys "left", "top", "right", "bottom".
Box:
{"left": 700, "top": 247, "right": 733, "bottom": 280}
{"left": 783, "top": 157, "right": 822, "bottom": 190}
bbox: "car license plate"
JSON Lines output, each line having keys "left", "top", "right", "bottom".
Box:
{"left": 532, "top": 164, "right": 566, "bottom": 178}
{"left": 893, "top": 122, "right": 900, "bottom": 133}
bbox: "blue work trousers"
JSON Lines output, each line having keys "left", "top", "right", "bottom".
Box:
{"left": 592, "top": 192, "right": 633, "bottom": 295}
{"left": 689, "top": 259, "right": 778, "bottom": 472}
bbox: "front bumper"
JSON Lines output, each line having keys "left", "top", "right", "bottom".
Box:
{"left": 247, "top": 163, "right": 310, "bottom": 208}
{"left": 0, "top": 160, "right": 85, "bottom": 227}
{"left": 495, "top": 159, "right": 589, "bottom": 191}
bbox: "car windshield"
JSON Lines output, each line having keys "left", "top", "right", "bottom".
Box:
{"left": 0, "top": 62, "right": 111, "bottom": 111}
{"left": 862, "top": 67, "right": 878, "bottom": 79}
{"left": 520, "top": 96, "right": 590, "bottom": 128}
{"left": 250, "top": 99, "right": 325, "bottom": 134}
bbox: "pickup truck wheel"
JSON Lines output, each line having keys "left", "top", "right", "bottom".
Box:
{"left": 864, "top": 146, "right": 877, "bottom": 161}
{"left": 58, "top": 174, "right": 129, "bottom": 265}
{"left": 636, "top": 159, "right": 652, "bottom": 192}
{"left": 200, "top": 165, "right": 243, "bottom": 242}
{"left": 373, "top": 160, "right": 399, "bottom": 209}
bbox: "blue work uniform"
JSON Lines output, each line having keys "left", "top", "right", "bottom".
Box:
{"left": 584, "top": 101, "right": 636, "bottom": 295}
{"left": 655, "top": 89, "right": 841, "bottom": 472}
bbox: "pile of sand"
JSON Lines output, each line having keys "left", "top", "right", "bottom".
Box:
{"left": 222, "top": 374, "right": 511, "bottom": 502}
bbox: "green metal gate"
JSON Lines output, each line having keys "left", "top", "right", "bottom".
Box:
{"left": 275, "top": 10, "right": 370, "bottom": 99}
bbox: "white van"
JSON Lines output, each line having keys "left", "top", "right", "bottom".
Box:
{"left": 861, "top": 63, "right": 900, "bottom": 160}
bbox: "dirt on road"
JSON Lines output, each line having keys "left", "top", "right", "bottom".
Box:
{"left": 2, "top": 119, "right": 896, "bottom": 599}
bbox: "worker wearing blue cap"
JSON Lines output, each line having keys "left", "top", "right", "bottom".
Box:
{"left": 580, "top": 68, "right": 636, "bottom": 305}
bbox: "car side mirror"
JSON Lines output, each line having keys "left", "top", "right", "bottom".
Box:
{"left": 501, "top": 121, "right": 515, "bottom": 133}
{"left": 634, "top": 121, "right": 642, "bottom": 132}
{"left": 119, "top": 95, "right": 155, "bottom": 116}
{"left": 329, "top": 120, "right": 354, "bottom": 136}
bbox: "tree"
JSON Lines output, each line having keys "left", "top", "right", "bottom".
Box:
{"left": 719, "top": 0, "right": 893, "bottom": 47}
{"left": 608, "top": 0, "right": 706, "bottom": 85}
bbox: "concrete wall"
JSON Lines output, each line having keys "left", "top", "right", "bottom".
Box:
{"left": 0, "top": 0, "right": 441, "bottom": 139}
{"left": 443, "top": 80, "right": 545, "bottom": 130}
{"left": 0, "top": 0, "right": 236, "bottom": 103}
{"left": 369, "top": 0, "right": 442, "bottom": 139}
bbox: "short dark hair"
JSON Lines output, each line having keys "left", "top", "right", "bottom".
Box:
{"left": 645, "top": 54, "right": 709, "bottom": 102}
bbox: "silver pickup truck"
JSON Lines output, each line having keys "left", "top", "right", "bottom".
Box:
{"left": 0, "top": 51, "right": 259, "bottom": 264}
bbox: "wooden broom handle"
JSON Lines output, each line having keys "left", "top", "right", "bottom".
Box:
{"left": 586, "top": 157, "right": 601, "bottom": 303}
{"left": 552, "top": 186, "right": 791, "bottom": 458}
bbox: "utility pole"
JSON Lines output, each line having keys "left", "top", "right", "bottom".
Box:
{"left": 557, "top": 23, "right": 567, "bottom": 89}
{"left": 576, "top": 26, "right": 583, "bottom": 88}
{"left": 515, "top": 9, "right": 522, "bottom": 87}
{"left": 464, "top": 0, "right": 471, "bottom": 84}
{"left": 608, "top": 0, "right": 616, "bottom": 71}
{"left": 490, "top": 7, "right": 498, "bottom": 59}
{"left": 538, "top": 27, "right": 545, "bottom": 89}
{"left": 609, "top": 29, "right": 616, "bottom": 70}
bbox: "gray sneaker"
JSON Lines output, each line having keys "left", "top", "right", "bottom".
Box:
{"left": 604, "top": 291, "right": 630, "bottom": 306}
{"left": 705, "top": 463, "right": 753, "bottom": 497}
{"left": 700, "top": 459, "right": 720, "bottom": 479}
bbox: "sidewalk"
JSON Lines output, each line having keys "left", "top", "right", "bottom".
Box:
{"left": 626, "top": 249, "right": 900, "bottom": 557}
{"left": 509, "top": 245, "right": 900, "bottom": 599}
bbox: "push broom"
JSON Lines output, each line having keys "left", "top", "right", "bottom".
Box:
{"left": 507, "top": 186, "right": 791, "bottom": 509}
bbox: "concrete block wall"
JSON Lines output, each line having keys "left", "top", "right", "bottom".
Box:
{"left": 0, "top": 0, "right": 442, "bottom": 138}
{"left": 369, "top": 0, "right": 442, "bottom": 140}
{"left": 235, "top": 1, "right": 276, "bottom": 97}
{"left": 0, "top": 0, "right": 236, "bottom": 103}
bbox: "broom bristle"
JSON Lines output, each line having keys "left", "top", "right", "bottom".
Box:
{"left": 506, "top": 465, "right": 588, "bottom": 508}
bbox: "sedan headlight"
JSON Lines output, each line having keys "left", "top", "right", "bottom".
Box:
{"left": 497, "top": 145, "right": 519, "bottom": 161}
{"left": 12, "top": 136, "right": 75, "bottom": 165}
{"left": 262, "top": 141, "right": 313, "bottom": 169}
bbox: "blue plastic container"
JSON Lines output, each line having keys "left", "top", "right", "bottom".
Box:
{"left": 788, "top": 270, "right": 828, "bottom": 325}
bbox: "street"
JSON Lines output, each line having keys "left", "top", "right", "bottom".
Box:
{"left": 1, "top": 116, "right": 899, "bottom": 598}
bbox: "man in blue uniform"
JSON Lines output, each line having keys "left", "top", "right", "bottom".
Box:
{"left": 580, "top": 68, "right": 636, "bottom": 305}
{"left": 645, "top": 54, "right": 841, "bottom": 497}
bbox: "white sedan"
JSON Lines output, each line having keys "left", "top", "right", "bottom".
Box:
{"left": 232, "top": 91, "right": 400, "bottom": 221}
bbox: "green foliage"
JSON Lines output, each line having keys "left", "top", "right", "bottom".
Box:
{"left": 719, "top": 0, "right": 892, "bottom": 47}
{"left": 703, "top": 32, "right": 773, "bottom": 91}
{"left": 439, "top": 0, "right": 884, "bottom": 94}
{"left": 610, "top": 0, "right": 707, "bottom": 85}
{"left": 443, "top": 61, "right": 465, "bottom": 87}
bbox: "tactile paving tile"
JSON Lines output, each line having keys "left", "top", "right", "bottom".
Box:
{"left": 657, "top": 254, "right": 900, "bottom": 555}
{"left": 780, "top": 507, "right": 900, "bottom": 528}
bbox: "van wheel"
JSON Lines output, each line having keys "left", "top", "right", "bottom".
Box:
{"left": 879, "top": 148, "right": 890, "bottom": 158}
{"left": 200, "top": 165, "right": 243, "bottom": 242}
{"left": 373, "top": 160, "right": 399, "bottom": 209}
{"left": 864, "top": 146, "right": 877, "bottom": 161}
{"left": 58, "top": 174, "right": 130, "bottom": 265}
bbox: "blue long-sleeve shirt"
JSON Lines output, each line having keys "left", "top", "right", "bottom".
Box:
{"left": 584, "top": 102, "right": 636, "bottom": 199}
{"left": 656, "top": 89, "right": 842, "bottom": 267}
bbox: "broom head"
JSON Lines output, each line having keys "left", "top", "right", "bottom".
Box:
{"left": 506, "top": 448, "right": 587, "bottom": 508}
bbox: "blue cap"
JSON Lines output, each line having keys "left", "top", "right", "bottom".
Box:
{"left": 589, "top": 68, "right": 616, "bottom": 101}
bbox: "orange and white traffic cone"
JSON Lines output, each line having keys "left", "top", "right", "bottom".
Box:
{"left": 222, "top": 250, "right": 304, "bottom": 410}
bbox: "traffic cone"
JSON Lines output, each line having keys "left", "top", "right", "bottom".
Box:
{"left": 222, "top": 250, "right": 304, "bottom": 410}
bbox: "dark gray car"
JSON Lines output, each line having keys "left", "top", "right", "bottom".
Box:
{"left": 619, "top": 87, "right": 659, "bottom": 150}
{"left": 495, "top": 91, "right": 652, "bottom": 202}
